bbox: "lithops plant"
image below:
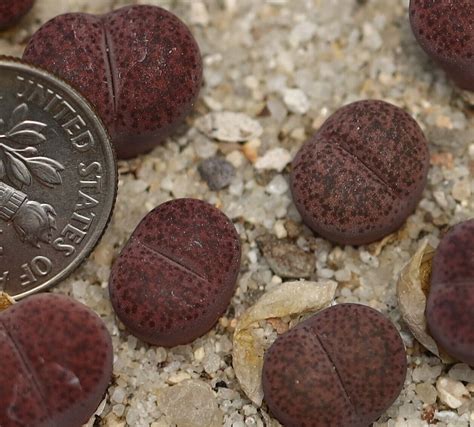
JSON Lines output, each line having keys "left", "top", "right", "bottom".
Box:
{"left": 262, "top": 304, "right": 407, "bottom": 427}
{"left": 23, "top": 5, "right": 203, "bottom": 159}
{"left": 109, "top": 198, "right": 241, "bottom": 347}
{"left": 290, "top": 100, "right": 430, "bottom": 246}
{"left": 0, "top": 294, "right": 113, "bottom": 427}
{"left": 409, "top": 0, "right": 474, "bottom": 91}
{"left": 0, "top": 0, "right": 34, "bottom": 30}
{"left": 426, "top": 219, "right": 474, "bottom": 366}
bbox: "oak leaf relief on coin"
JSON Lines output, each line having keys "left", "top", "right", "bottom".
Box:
{"left": 0, "top": 103, "right": 65, "bottom": 248}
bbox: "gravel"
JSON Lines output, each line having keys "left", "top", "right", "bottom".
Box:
{"left": 198, "top": 156, "right": 236, "bottom": 190}
{"left": 2, "top": 0, "right": 473, "bottom": 426}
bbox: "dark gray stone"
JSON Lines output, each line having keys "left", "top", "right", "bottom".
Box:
{"left": 198, "top": 156, "right": 235, "bottom": 190}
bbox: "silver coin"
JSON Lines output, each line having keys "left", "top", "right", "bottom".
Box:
{"left": 0, "top": 57, "right": 117, "bottom": 299}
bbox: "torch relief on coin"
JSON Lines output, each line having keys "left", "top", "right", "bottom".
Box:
{"left": 0, "top": 57, "right": 117, "bottom": 299}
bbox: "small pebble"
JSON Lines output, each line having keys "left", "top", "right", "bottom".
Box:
{"left": 0, "top": 294, "right": 113, "bottom": 427}
{"left": 282, "top": 88, "right": 310, "bottom": 115}
{"left": 256, "top": 235, "right": 314, "bottom": 278}
{"left": 452, "top": 178, "right": 471, "bottom": 202}
{"left": 0, "top": 0, "right": 34, "bottom": 30}
{"left": 415, "top": 383, "right": 437, "bottom": 405}
{"left": 196, "top": 112, "right": 263, "bottom": 143}
{"left": 436, "top": 377, "right": 469, "bottom": 409}
{"left": 23, "top": 5, "right": 203, "bottom": 158}
{"left": 157, "top": 380, "right": 223, "bottom": 427}
{"left": 409, "top": 1, "right": 474, "bottom": 91}
{"left": 426, "top": 219, "right": 474, "bottom": 366}
{"left": 449, "top": 363, "right": 474, "bottom": 384}
{"left": 262, "top": 304, "right": 407, "bottom": 427}
{"left": 109, "top": 198, "right": 241, "bottom": 347}
{"left": 198, "top": 156, "right": 235, "bottom": 190}
{"left": 265, "top": 175, "right": 289, "bottom": 196}
{"left": 290, "top": 100, "right": 430, "bottom": 246}
{"left": 255, "top": 148, "right": 291, "bottom": 172}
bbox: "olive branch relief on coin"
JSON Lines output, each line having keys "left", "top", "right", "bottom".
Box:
{"left": 0, "top": 103, "right": 65, "bottom": 248}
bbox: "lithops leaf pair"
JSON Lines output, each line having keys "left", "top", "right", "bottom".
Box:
{"left": 398, "top": 220, "right": 474, "bottom": 366}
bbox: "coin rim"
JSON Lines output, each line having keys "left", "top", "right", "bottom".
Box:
{"left": 0, "top": 56, "right": 118, "bottom": 300}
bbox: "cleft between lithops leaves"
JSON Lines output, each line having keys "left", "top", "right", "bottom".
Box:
{"left": 0, "top": 292, "right": 14, "bottom": 311}
{"left": 233, "top": 280, "right": 337, "bottom": 406}
{"left": 397, "top": 240, "right": 455, "bottom": 364}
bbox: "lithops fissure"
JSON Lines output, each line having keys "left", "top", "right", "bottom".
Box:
{"left": 23, "top": 5, "right": 203, "bottom": 158}
{"left": 109, "top": 198, "right": 241, "bottom": 347}
{"left": 290, "top": 100, "right": 430, "bottom": 246}
{"left": 262, "top": 304, "right": 407, "bottom": 427}
{"left": 427, "top": 219, "right": 474, "bottom": 365}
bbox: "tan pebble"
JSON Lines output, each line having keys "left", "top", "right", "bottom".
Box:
{"left": 0, "top": 292, "right": 14, "bottom": 311}
{"left": 273, "top": 220, "right": 288, "bottom": 239}
{"left": 242, "top": 139, "right": 261, "bottom": 163}
{"left": 270, "top": 275, "right": 283, "bottom": 286}
{"left": 435, "top": 115, "right": 453, "bottom": 129}
{"left": 194, "top": 347, "right": 205, "bottom": 362}
{"left": 189, "top": 2, "right": 210, "bottom": 26}
{"left": 226, "top": 150, "right": 245, "bottom": 168}
{"left": 430, "top": 152, "right": 454, "bottom": 169}
{"left": 284, "top": 219, "right": 302, "bottom": 239}
{"left": 167, "top": 372, "right": 192, "bottom": 385}
{"left": 267, "top": 317, "right": 289, "bottom": 334}
{"left": 203, "top": 96, "right": 223, "bottom": 111}
{"left": 254, "top": 147, "right": 291, "bottom": 172}
{"left": 290, "top": 127, "right": 306, "bottom": 141}
{"left": 219, "top": 317, "right": 230, "bottom": 328}
{"left": 452, "top": 178, "right": 471, "bottom": 202}
{"left": 436, "top": 376, "right": 469, "bottom": 409}
{"left": 415, "top": 382, "right": 438, "bottom": 405}
{"left": 92, "top": 242, "right": 114, "bottom": 266}
{"left": 312, "top": 116, "right": 326, "bottom": 129}
{"left": 433, "top": 190, "right": 449, "bottom": 209}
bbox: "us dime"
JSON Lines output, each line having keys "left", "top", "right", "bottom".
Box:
{"left": 0, "top": 57, "right": 117, "bottom": 299}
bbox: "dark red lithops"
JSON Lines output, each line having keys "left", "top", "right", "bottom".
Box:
{"left": 427, "top": 219, "right": 474, "bottom": 366}
{"left": 109, "top": 198, "right": 241, "bottom": 347}
{"left": 409, "top": 0, "right": 474, "bottom": 91}
{"left": 262, "top": 304, "right": 407, "bottom": 427}
{"left": 0, "top": 293, "right": 113, "bottom": 427}
{"left": 23, "top": 5, "right": 203, "bottom": 159}
{"left": 290, "top": 100, "right": 430, "bottom": 246}
{"left": 0, "top": 0, "right": 34, "bottom": 30}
